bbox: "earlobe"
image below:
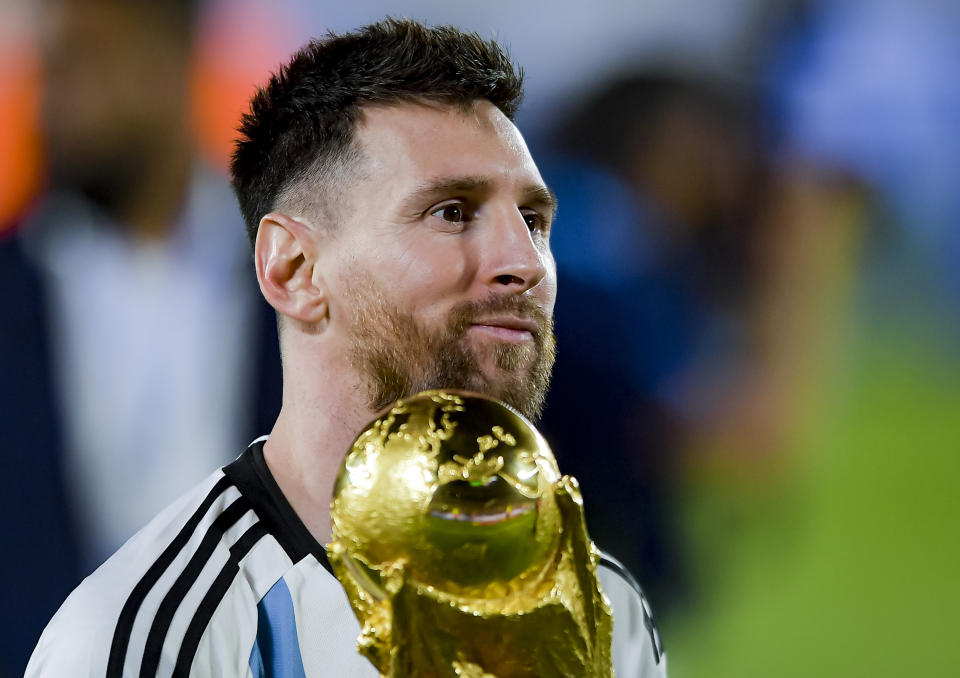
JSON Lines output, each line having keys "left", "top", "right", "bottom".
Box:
{"left": 255, "top": 213, "right": 329, "bottom": 324}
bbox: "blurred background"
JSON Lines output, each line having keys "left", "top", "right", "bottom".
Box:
{"left": 2, "top": 0, "right": 958, "bottom": 675}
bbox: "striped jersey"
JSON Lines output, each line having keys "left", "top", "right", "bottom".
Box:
{"left": 27, "top": 440, "right": 666, "bottom": 677}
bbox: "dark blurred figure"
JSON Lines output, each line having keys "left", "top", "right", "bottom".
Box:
{"left": 41, "top": 0, "right": 193, "bottom": 239}
{"left": 538, "top": 71, "right": 768, "bottom": 617}
{"left": 557, "top": 73, "right": 764, "bottom": 309}
{"left": 0, "top": 1, "right": 280, "bottom": 673}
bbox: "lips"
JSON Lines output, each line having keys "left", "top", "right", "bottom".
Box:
{"left": 470, "top": 316, "right": 539, "bottom": 335}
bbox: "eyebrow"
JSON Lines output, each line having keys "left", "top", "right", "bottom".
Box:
{"left": 401, "top": 175, "right": 558, "bottom": 217}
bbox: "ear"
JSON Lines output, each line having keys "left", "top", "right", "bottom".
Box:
{"left": 255, "top": 212, "right": 328, "bottom": 325}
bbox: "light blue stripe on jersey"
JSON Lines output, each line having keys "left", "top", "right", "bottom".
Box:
{"left": 248, "top": 578, "right": 307, "bottom": 678}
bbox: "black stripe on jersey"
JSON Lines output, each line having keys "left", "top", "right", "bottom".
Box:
{"left": 172, "top": 521, "right": 268, "bottom": 677}
{"left": 223, "top": 441, "right": 333, "bottom": 573}
{"left": 139, "top": 496, "right": 252, "bottom": 678}
{"left": 599, "top": 551, "right": 664, "bottom": 664}
{"left": 107, "top": 475, "right": 233, "bottom": 678}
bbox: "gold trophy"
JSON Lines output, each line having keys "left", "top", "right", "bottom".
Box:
{"left": 327, "top": 390, "right": 614, "bottom": 677}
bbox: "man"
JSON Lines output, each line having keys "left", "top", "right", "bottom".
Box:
{"left": 27, "top": 19, "right": 666, "bottom": 677}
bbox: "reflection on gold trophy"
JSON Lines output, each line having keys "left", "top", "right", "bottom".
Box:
{"left": 327, "top": 390, "right": 614, "bottom": 677}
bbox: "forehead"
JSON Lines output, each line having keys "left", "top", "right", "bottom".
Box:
{"left": 352, "top": 100, "right": 544, "bottom": 193}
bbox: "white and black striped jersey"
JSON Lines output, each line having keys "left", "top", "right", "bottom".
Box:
{"left": 27, "top": 440, "right": 666, "bottom": 677}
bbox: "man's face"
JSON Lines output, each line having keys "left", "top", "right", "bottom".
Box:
{"left": 323, "top": 100, "right": 558, "bottom": 420}
{"left": 42, "top": 0, "right": 190, "bottom": 214}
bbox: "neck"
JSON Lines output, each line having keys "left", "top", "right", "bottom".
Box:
{"left": 261, "top": 336, "right": 375, "bottom": 546}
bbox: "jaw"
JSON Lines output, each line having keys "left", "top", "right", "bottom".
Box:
{"left": 461, "top": 340, "right": 539, "bottom": 403}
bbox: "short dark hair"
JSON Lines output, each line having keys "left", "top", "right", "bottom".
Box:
{"left": 230, "top": 18, "right": 525, "bottom": 246}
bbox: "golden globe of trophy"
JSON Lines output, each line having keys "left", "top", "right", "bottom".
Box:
{"left": 327, "top": 390, "right": 614, "bottom": 678}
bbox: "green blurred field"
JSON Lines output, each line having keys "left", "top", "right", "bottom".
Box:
{"left": 667, "top": 318, "right": 960, "bottom": 677}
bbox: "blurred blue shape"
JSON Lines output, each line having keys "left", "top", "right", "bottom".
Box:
{"left": 768, "top": 0, "right": 960, "bottom": 249}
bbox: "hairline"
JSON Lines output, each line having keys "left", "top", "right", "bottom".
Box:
{"left": 271, "top": 96, "right": 499, "bottom": 231}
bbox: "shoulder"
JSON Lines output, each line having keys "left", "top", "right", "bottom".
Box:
{"left": 26, "top": 469, "right": 278, "bottom": 677}
{"left": 598, "top": 553, "right": 668, "bottom": 678}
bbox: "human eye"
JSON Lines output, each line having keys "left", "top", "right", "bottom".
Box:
{"left": 520, "top": 209, "right": 549, "bottom": 234}
{"left": 429, "top": 202, "right": 469, "bottom": 225}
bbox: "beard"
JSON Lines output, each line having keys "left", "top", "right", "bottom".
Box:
{"left": 346, "top": 284, "right": 556, "bottom": 422}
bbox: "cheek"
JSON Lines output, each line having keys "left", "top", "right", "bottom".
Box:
{"left": 389, "top": 242, "right": 473, "bottom": 298}
{"left": 539, "top": 256, "right": 558, "bottom": 314}
{"left": 540, "top": 281, "right": 558, "bottom": 317}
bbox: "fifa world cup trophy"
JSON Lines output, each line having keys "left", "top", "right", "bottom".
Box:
{"left": 327, "top": 390, "right": 614, "bottom": 677}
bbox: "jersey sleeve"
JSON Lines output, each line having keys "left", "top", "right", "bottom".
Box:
{"left": 24, "top": 578, "right": 118, "bottom": 677}
{"left": 599, "top": 559, "right": 668, "bottom": 678}
{"left": 25, "top": 470, "right": 241, "bottom": 677}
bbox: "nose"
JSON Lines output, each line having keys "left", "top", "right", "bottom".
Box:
{"left": 481, "top": 206, "right": 549, "bottom": 294}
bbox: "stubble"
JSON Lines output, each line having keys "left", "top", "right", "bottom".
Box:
{"left": 345, "top": 282, "right": 556, "bottom": 421}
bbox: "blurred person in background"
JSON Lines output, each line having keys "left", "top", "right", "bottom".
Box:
{"left": 538, "top": 71, "right": 769, "bottom": 617}
{"left": 664, "top": 1, "right": 960, "bottom": 675}
{"left": 0, "top": 0, "right": 281, "bottom": 672}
